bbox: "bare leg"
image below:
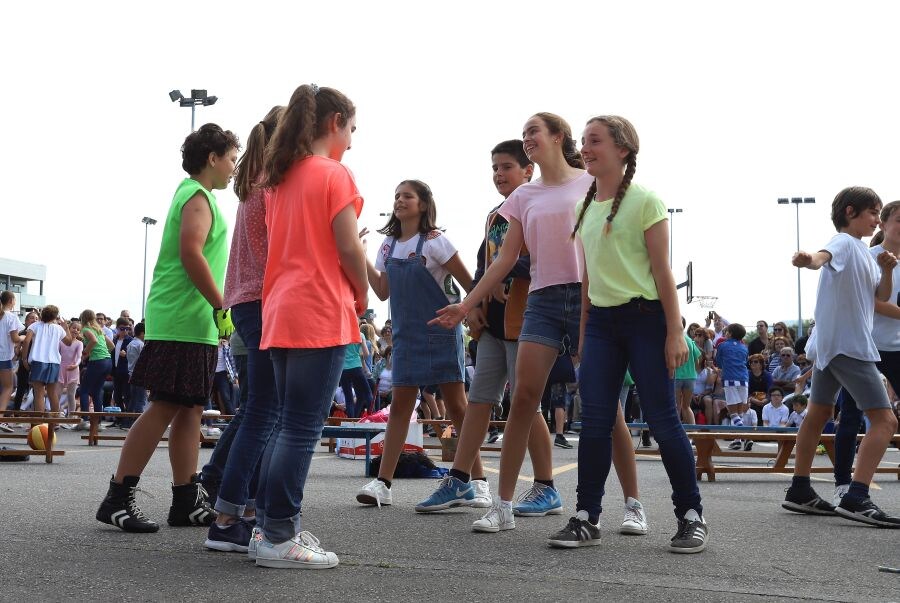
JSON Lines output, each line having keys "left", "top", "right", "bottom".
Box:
{"left": 611, "top": 404, "right": 639, "bottom": 500}
{"left": 31, "top": 382, "right": 47, "bottom": 414}
{"left": 168, "top": 405, "right": 204, "bottom": 485}
{"left": 65, "top": 381, "right": 78, "bottom": 414}
{"left": 440, "top": 382, "right": 482, "bottom": 478}
{"left": 47, "top": 382, "right": 61, "bottom": 415}
{"left": 498, "top": 342, "right": 558, "bottom": 501}
{"left": 114, "top": 400, "right": 180, "bottom": 482}
{"left": 436, "top": 398, "right": 447, "bottom": 419}
{"left": 452, "top": 402, "right": 492, "bottom": 476}
{"left": 554, "top": 407, "right": 566, "bottom": 435}
{"left": 679, "top": 388, "right": 695, "bottom": 424}
{"left": 851, "top": 408, "right": 899, "bottom": 485}
{"left": 792, "top": 402, "right": 833, "bottom": 477}
{"left": 527, "top": 413, "right": 554, "bottom": 481}
{"left": 0, "top": 370, "right": 13, "bottom": 413}
{"left": 377, "top": 386, "right": 419, "bottom": 480}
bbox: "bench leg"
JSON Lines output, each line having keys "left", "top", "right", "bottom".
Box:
{"left": 46, "top": 425, "right": 54, "bottom": 464}
{"left": 89, "top": 417, "right": 100, "bottom": 446}
{"left": 694, "top": 439, "right": 716, "bottom": 482}
{"left": 772, "top": 440, "right": 795, "bottom": 471}
{"left": 364, "top": 435, "right": 372, "bottom": 477}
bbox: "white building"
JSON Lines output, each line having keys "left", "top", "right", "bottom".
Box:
{"left": 0, "top": 257, "right": 47, "bottom": 317}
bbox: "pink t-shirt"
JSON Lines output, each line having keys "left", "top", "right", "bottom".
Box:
{"left": 224, "top": 185, "right": 268, "bottom": 308}
{"left": 499, "top": 171, "right": 592, "bottom": 292}
{"left": 261, "top": 156, "right": 363, "bottom": 349}
{"left": 58, "top": 338, "right": 83, "bottom": 384}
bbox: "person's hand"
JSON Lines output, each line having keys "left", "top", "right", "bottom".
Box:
{"left": 792, "top": 251, "right": 813, "bottom": 268}
{"left": 877, "top": 250, "right": 898, "bottom": 271}
{"left": 491, "top": 283, "right": 509, "bottom": 304}
{"left": 429, "top": 303, "right": 466, "bottom": 329}
{"left": 212, "top": 308, "right": 234, "bottom": 338}
{"left": 68, "top": 364, "right": 79, "bottom": 371}
{"left": 665, "top": 332, "right": 688, "bottom": 377}
{"left": 465, "top": 307, "right": 486, "bottom": 332}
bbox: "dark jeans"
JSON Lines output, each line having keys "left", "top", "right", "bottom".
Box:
{"left": 213, "top": 371, "right": 236, "bottom": 415}
{"left": 12, "top": 362, "right": 30, "bottom": 409}
{"left": 209, "top": 301, "right": 277, "bottom": 517}
{"left": 577, "top": 300, "right": 702, "bottom": 519}
{"left": 339, "top": 366, "right": 373, "bottom": 418}
{"left": 113, "top": 371, "right": 130, "bottom": 408}
{"left": 256, "top": 345, "right": 345, "bottom": 543}
{"left": 81, "top": 358, "right": 112, "bottom": 412}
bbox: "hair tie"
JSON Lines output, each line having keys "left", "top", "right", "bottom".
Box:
{"left": 606, "top": 215, "right": 614, "bottom": 222}
{"left": 310, "top": 83, "right": 320, "bottom": 96}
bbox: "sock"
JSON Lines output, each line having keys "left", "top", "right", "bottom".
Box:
{"left": 535, "top": 478, "right": 554, "bottom": 490}
{"left": 449, "top": 468, "right": 470, "bottom": 483}
{"left": 377, "top": 477, "right": 392, "bottom": 489}
{"left": 845, "top": 480, "right": 869, "bottom": 502}
{"left": 499, "top": 499, "right": 512, "bottom": 509}
{"left": 471, "top": 476, "right": 487, "bottom": 482}
{"left": 729, "top": 413, "right": 744, "bottom": 427}
{"left": 791, "top": 475, "right": 811, "bottom": 490}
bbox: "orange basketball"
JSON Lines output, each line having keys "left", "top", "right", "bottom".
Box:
{"left": 27, "top": 424, "right": 56, "bottom": 451}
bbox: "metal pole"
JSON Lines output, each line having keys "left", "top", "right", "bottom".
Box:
{"left": 795, "top": 202, "right": 803, "bottom": 339}
{"left": 191, "top": 104, "right": 196, "bottom": 132}
{"left": 142, "top": 222, "right": 150, "bottom": 319}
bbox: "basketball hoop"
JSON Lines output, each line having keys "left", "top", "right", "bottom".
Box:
{"left": 692, "top": 295, "right": 718, "bottom": 309}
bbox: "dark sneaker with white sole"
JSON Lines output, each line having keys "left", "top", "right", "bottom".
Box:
{"left": 835, "top": 496, "right": 900, "bottom": 528}
{"left": 782, "top": 486, "right": 836, "bottom": 515}
{"left": 670, "top": 509, "right": 708, "bottom": 553}
{"left": 548, "top": 512, "right": 601, "bottom": 548}
{"left": 205, "top": 519, "right": 254, "bottom": 552}
{"left": 96, "top": 475, "right": 160, "bottom": 533}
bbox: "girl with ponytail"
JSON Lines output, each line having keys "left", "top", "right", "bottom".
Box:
{"left": 565, "top": 116, "right": 708, "bottom": 553}
{"left": 201, "top": 106, "right": 283, "bottom": 554}
{"left": 431, "top": 113, "right": 645, "bottom": 538}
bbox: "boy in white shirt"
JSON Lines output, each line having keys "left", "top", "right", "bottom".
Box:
{"left": 782, "top": 186, "right": 900, "bottom": 527}
{"left": 787, "top": 395, "right": 807, "bottom": 428}
{"left": 762, "top": 388, "right": 789, "bottom": 427}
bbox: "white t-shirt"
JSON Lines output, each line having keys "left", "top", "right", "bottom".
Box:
{"left": 813, "top": 233, "right": 880, "bottom": 369}
{"left": 741, "top": 407, "right": 758, "bottom": 427}
{"left": 499, "top": 171, "right": 592, "bottom": 292}
{"left": 377, "top": 367, "right": 393, "bottom": 393}
{"left": 0, "top": 312, "right": 24, "bottom": 362}
{"left": 762, "top": 402, "right": 789, "bottom": 427}
{"left": 375, "top": 230, "right": 460, "bottom": 303}
{"left": 787, "top": 408, "right": 807, "bottom": 427}
{"left": 870, "top": 244, "right": 900, "bottom": 351}
{"left": 27, "top": 322, "right": 66, "bottom": 364}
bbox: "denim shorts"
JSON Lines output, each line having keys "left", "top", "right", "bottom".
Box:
{"left": 30, "top": 361, "right": 60, "bottom": 384}
{"left": 0, "top": 359, "right": 13, "bottom": 370}
{"left": 519, "top": 283, "right": 581, "bottom": 355}
{"left": 674, "top": 378, "right": 695, "bottom": 392}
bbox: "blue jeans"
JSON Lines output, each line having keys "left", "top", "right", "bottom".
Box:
{"left": 256, "top": 345, "right": 345, "bottom": 544}
{"left": 81, "top": 358, "right": 112, "bottom": 412}
{"left": 578, "top": 300, "right": 702, "bottom": 519}
{"left": 213, "top": 371, "right": 236, "bottom": 415}
{"left": 339, "top": 366, "right": 373, "bottom": 418}
{"left": 209, "top": 301, "right": 277, "bottom": 517}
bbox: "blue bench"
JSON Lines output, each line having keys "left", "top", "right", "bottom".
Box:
{"left": 321, "top": 424, "right": 386, "bottom": 476}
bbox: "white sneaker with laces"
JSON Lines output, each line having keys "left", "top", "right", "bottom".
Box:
{"left": 472, "top": 499, "right": 515, "bottom": 533}
{"left": 247, "top": 526, "right": 263, "bottom": 561}
{"left": 255, "top": 530, "right": 339, "bottom": 569}
{"left": 471, "top": 479, "right": 492, "bottom": 508}
{"left": 0, "top": 423, "right": 13, "bottom": 433}
{"left": 356, "top": 479, "right": 392, "bottom": 507}
{"left": 832, "top": 483, "right": 850, "bottom": 508}
{"left": 620, "top": 497, "right": 649, "bottom": 535}
{"left": 204, "top": 426, "right": 223, "bottom": 437}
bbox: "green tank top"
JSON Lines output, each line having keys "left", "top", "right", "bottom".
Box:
{"left": 84, "top": 326, "right": 111, "bottom": 361}
{"left": 144, "top": 179, "right": 227, "bottom": 346}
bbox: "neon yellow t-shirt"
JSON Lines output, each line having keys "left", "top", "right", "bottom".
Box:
{"left": 576, "top": 182, "right": 667, "bottom": 308}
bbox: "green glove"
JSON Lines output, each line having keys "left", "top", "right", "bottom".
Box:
{"left": 212, "top": 307, "right": 234, "bottom": 338}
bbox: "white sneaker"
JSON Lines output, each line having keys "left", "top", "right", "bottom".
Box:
{"left": 356, "top": 479, "right": 392, "bottom": 507}
{"left": 204, "top": 427, "right": 223, "bottom": 437}
{"left": 471, "top": 479, "right": 492, "bottom": 508}
{"left": 620, "top": 497, "right": 649, "bottom": 535}
{"left": 832, "top": 484, "right": 850, "bottom": 508}
{"left": 0, "top": 423, "right": 13, "bottom": 433}
{"left": 472, "top": 499, "right": 515, "bottom": 533}
{"left": 247, "top": 526, "right": 263, "bottom": 561}
{"left": 74, "top": 421, "right": 89, "bottom": 432}
{"left": 255, "top": 530, "right": 338, "bottom": 569}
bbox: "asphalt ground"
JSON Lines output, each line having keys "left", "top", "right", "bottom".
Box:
{"left": 1, "top": 428, "right": 898, "bottom": 602}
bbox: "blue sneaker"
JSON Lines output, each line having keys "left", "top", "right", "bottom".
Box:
{"left": 204, "top": 519, "right": 253, "bottom": 553}
{"left": 414, "top": 476, "right": 475, "bottom": 512}
{"left": 513, "top": 482, "right": 564, "bottom": 517}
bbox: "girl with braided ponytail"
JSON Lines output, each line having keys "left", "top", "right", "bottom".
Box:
{"left": 560, "top": 115, "right": 708, "bottom": 553}
{"left": 431, "top": 114, "right": 645, "bottom": 537}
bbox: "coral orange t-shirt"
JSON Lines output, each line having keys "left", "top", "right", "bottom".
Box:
{"left": 261, "top": 156, "right": 363, "bottom": 349}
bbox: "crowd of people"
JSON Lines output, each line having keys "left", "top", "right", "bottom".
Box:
{"left": 3, "top": 84, "right": 900, "bottom": 572}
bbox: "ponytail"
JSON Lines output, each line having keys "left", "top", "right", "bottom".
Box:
{"left": 234, "top": 106, "right": 283, "bottom": 202}
{"left": 264, "top": 84, "right": 355, "bottom": 188}
{"left": 0, "top": 290, "right": 12, "bottom": 318}
{"left": 571, "top": 181, "right": 597, "bottom": 238}
{"left": 604, "top": 155, "right": 636, "bottom": 234}
{"left": 561, "top": 134, "right": 584, "bottom": 169}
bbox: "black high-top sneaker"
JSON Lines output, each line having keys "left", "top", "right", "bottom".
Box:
{"left": 96, "top": 475, "right": 160, "bottom": 533}
{"left": 168, "top": 479, "right": 216, "bottom": 526}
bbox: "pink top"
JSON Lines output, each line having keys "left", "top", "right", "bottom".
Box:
{"left": 499, "top": 171, "right": 592, "bottom": 292}
{"left": 58, "top": 338, "right": 83, "bottom": 384}
{"left": 224, "top": 186, "right": 268, "bottom": 308}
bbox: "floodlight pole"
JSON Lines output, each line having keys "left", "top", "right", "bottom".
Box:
{"left": 778, "top": 197, "right": 816, "bottom": 338}
{"left": 667, "top": 208, "right": 683, "bottom": 268}
{"left": 141, "top": 217, "right": 158, "bottom": 319}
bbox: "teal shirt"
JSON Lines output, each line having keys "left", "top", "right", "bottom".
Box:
{"left": 343, "top": 343, "right": 363, "bottom": 370}
{"left": 674, "top": 335, "right": 702, "bottom": 380}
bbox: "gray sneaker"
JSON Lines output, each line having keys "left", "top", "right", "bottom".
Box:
{"left": 670, "top": 509, "right": 708, "bottom": 554}
{"left": 548, "top": 512, "right": 601, "bottom": 548}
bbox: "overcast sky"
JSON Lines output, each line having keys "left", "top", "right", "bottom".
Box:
{"left": 4, "top": 1, "right": 899, "bottom": 331}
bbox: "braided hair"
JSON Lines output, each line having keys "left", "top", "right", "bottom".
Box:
{"left": 571, "top": 116, "right": 640, "bottom": 237}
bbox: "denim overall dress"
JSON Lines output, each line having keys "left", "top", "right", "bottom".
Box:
{"left": 385, "top": 233, "right": 465, "bottom": 386}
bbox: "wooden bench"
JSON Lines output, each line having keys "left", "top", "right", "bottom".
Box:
{"left": 320, "top": 417, "right": 505, "bottom": 456}
{"left": 0, "top": 412, "right": 81, "bottom": 463}
{"left": 73, "top": 411, "right": 234, "bottom": 446}
{"left": 321, "top": 424, "right": 386, "bottom": 476}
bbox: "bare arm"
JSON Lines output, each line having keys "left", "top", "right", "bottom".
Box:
{"left": 180, "top": 192, "right": 223, "bottom": 308}
{"left": 792, "top": 250, "right": 831, "bottom": 270}
{"left": 874, "top": 250, "right": 897, "bottom": 302}
{"left": 332, "top": 204, "right": 369, "bottom": 316}
{"left": 20, "top": 330, "right": 33, "bottom": 367}
{"left": 874, "top": 299, "right": 900, "bottom": 319}
{"left": 442, "top": 252, "right": 474, "bottom": 294}
{"left": 645, "top": 220, "right": 687, "bottom": 376}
